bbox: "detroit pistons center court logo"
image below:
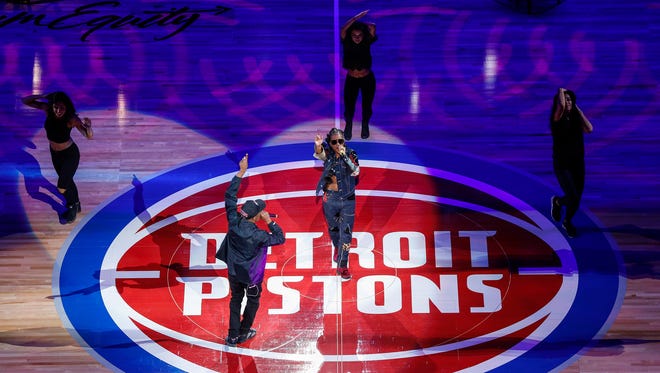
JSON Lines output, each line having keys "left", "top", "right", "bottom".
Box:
{"left": 54, "top": 142, "right": 623, "bottom": 372}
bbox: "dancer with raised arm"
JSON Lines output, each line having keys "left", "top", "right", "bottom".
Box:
{"left": 549, "top": 88, "right": 594, "bottom": 238}
{"left": 341, "top": 9, "right": 378, "bottom": 140}
{"left": 22, "top": 91, "right": 93, "bottom": 223}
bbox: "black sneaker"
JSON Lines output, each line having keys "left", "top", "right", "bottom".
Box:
{"left": 562, "top": 220, "right": 577, "bottom": 238}
{"left": 550, "top": 196, "right": 561, "bottom": 222}
{"left": 337, "top": 267, "right": 352, "bottom": 281}
{"left": 237, "top": 328, "right": 257, "bottom": 344}
{"left": 225, "top": 335, "right": 239, "bottom": 347}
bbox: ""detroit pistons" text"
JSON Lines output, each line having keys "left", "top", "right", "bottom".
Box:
{"left": 171, "top": 230, "right": 504, "bottom": 316}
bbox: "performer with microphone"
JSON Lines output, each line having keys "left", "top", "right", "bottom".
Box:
{"left": 215, "top": 154, "right": 285, "bottom": 347}
{"left": 313, "top": 128, "right": 360, "bottom": 281}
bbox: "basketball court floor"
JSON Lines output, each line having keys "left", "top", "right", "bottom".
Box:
{"left": 0, "top": 1, "right": 658, "bottom": 372}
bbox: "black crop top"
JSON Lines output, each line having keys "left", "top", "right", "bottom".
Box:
{"left": 342, "top": 35, "right": 377, "bottom": 70}
{"left": 45, "top": 116, "right": 73, "bottom": 143}
{"left": 551, "top": 115, "right": 584, "bottom": 166}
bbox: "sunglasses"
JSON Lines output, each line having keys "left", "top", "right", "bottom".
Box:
{"left": 330, "top": 139, "right": 345, "bottom": 145}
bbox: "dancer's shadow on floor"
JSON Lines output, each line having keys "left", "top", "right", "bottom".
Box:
{"left": 583, "top": 224, "right": 660, "bottom": 279}
{"left": 581, "top": 338, "right": 660, "bottom": 357}
{"left": 15, "top": 139, "right": 66, "bottom": 216}
{"left": 604, "top": 224, "right": 660, "bottom": 242}
{"left": 132, "top": 174, "right": 195, "bottom": 275}
{"left": 47, "top": 269, "right": 106, "bottom": 299}
{"left": 47, "top": 176, "right": 193, "bottom": 300}
{"left": 606, "top": 224, "right": 659, "bottom": 280}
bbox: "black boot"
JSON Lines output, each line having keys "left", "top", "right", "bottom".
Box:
{"left": 344, "top": 121, "right": 353, "bottom": 141}
{"left": 361, "top": 122, "right": 370, "bottom": 139}
{"left": 562, "top": 219, "right": 577, "bottom": 238}
{"left": 62, "top": 202, "right": 80, "bottom": 224}
{"left": 61, "top": 205, "right": 74, "bottom": 223}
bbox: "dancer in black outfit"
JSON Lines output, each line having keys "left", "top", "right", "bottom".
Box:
{"left": 341, "top": 9, "right": 377, "bottom": 140}
{"left": 22, "top": 91, "right": 93, "bottom": 223}
{"left": 215, "top": 154, "right": 285, "bottom": 347}
{"left": 549, "top": 88, "right": 593, "bottom": 238}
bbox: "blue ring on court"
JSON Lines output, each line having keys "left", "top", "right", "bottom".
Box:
{"left": 53, "top": 142, "right": 625, "bottom": 372}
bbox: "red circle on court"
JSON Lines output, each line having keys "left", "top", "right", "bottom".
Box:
{"left": 108, "top": 165, "right": 566, "bottom": 372}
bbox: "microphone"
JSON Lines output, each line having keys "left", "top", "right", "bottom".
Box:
{"left": 269, "top": 213, "right": 278, "bottom": 218}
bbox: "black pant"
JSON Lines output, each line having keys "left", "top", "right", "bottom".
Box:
{"left": 554, "top": 161, "right": 585, "bottom": 223}
{"left": 228, "top": 277, "right": 262, "bottom": 338}
{"left": 344, "top": 71, "right": 376, "bottom": 128}
{"left": 50, "top": 142, "right": 80, "bottom": 206}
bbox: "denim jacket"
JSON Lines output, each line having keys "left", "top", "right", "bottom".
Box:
{"left": 314, "top": 145, "right": 360, "bottom": 199}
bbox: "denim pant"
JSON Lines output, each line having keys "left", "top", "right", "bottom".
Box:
{"left": 554, "top": 162, "right": 585, "bottom": 223}
{"left": 228, "top": 277, "right": 262, "bottom": 338}
{"left": 323, "top": 194, "right": 355, "bottom": 267}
